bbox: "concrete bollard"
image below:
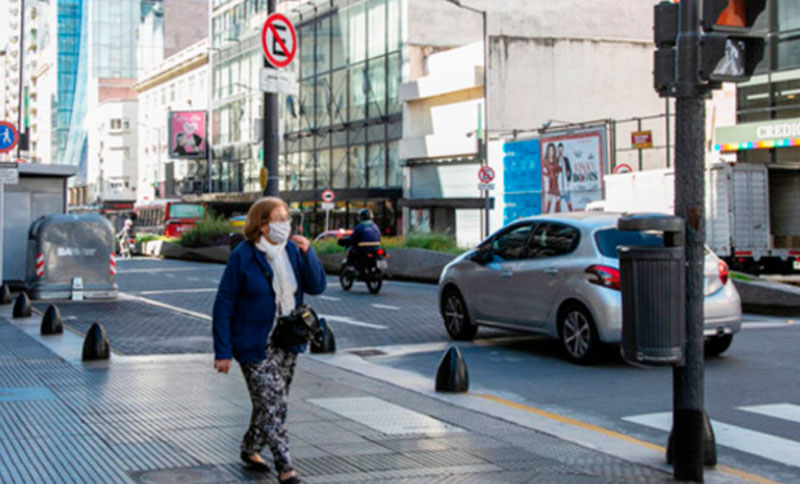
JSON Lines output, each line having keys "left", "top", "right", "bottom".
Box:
{"left": 435, "top": 345, "right": 469, "bottom": 393}
{"left": 41, "top": 305, "right": 64, "bottom": 335}
{"left": 82, "top": 322, "right": 110, "bottom": 361}
{"left": 12, "top": 292, "right": 32, "bottom": 318}
{"left": 0, "top": 284, "right": 11, "bottom": 305}
{"left": 310, "top": 318, "right": 336, "bottom": 354}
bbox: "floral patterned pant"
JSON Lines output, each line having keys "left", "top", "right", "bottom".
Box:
{"left": 240, "top": 344, "right": 298, "bottom": 474}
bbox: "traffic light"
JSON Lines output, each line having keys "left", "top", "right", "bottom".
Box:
{"left": 653, "top": 1, "right": 679, "bottom": 96}
{"left": 698, "top": 0, "right": 767, "bottom": 83}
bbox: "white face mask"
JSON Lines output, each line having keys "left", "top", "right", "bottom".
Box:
{"left": 267, "top": 220, "right": 291, "bottom": 244}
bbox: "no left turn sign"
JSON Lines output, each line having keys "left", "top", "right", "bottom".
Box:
{"left": 261, "top": 13, "right": 297, "bottom": 69}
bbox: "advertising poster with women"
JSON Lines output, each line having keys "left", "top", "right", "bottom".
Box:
{"left": 539, "top": 127, "right": 606, "bottom": 213}
{"left": 502, "top": 127, "right": 606, "bottom": 223}
{"left": 169, "top": 111, "right": 207, "bottom": 159}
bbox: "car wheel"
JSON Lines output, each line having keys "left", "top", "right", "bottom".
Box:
{"left": 559, "top": 304, "right": 601, "bottom": 364}
{"left": 705, "top": 334, "right": 733, "bottom": 357}
{"left": 441, "top": 288, "right": 478, "bottom": 341}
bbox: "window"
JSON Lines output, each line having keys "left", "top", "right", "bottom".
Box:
{"left": 595, "top": 229, "right": 663, "bottom": 259}
{"left": 490, "top": 223, "right": 534, "bottom": 261}
{"left": 528, "top": 223, "right": 581, "bottom": 258}
{"left": 110, "top": 119, "right": 122, "bottom": 130}
{"left": 123, "top": 119, "right": 130, "bottom": 130}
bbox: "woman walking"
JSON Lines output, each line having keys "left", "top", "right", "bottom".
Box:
{"left": 212, "top": 197, "right": 326, "bottom": 484}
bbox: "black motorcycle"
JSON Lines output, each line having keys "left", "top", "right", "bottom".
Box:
{"left": 338, "top": 243, "right": 387, "bottom": 294}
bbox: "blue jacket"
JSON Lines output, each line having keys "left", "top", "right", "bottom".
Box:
{"left": 341, "top": 221, "right": 382, "bottom": 255}
{"left": 212, "top": 240, "right": 327, "bottom": 363}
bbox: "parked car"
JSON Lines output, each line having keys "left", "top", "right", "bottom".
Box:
{"left": 438, "top": 212, "right": 742, "bottom": 364}
{"left": 314, "top": 229, "right": 354, "bottom": 242}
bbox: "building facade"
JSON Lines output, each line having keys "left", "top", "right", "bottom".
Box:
{"left": 134, "top": 39, "right": 209, "bottom": 203}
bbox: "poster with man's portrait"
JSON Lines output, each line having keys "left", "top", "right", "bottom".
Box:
{"left": 539, "top": 128, "right": 606, "bottom": 213}
{"left": 169, "top": 111, "right": 207, "bottom": 159}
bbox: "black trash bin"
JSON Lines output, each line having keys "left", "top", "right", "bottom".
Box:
{"left": 618, "top": 215, "right": 685, "bottom": 366}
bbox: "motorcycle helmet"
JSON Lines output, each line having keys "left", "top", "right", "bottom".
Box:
{"left": 358, "top": 208, "right": 374, "bottom": 222}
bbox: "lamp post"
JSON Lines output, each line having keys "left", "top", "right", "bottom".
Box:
{"left": 446, "top": 0, "right": 489, "bottom": 238}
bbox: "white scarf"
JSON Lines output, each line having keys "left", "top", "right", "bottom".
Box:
{"left": 255, "top": 237, "right": 298, "bottom": 317}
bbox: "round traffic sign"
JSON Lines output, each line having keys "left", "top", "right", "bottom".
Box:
{"left": 321, "top": 189, "right": 335, "bottom": 203}
{"left": 0, "top": 122, "right": 19, "bottom": 154}
{"left": 614, "top": 163, "right": 633, "bottom": 175}
{"left": 478, "top": 166, "right": 495, "bottom": 183}
{"left": 261, "top": 13, "right": 297, "bottom": 69}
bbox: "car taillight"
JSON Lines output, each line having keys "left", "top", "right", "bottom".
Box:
{"left": 586, "top": 265, "right": 621, "bottom": 291}
{"left": 377, "top": 249, "right": 385, "bottom": 256}
{"left": 718, "top": 260, "right": 729, "bottom": 285}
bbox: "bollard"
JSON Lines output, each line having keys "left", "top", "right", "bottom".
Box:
{"left": 0, "top": 284, "right": 11, "bottom": 305}
{"left": 435, "top": 345, "right": 469, "bottom": 393}
{"left": 310, "top": 318, "right": 336, "bottom": 354}
{"left": 41, "top": 305, "right": 64, "bottom": 335}
{"left": 82, "top": 322, "right": 110, "bottom": 361}
{"left": 12, "top": 292, "right": 32, "bottom": 318}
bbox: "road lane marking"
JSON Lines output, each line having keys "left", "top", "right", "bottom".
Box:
{"left": 136, "top": 288, "right": 217, "bottom": 295}
{"left": 739, "top": 403, "right": 800, "bottom": 425}
{"left": 372, "top": 304, "right": 400, "bottom": 311}
{"left": 741, "top": 321, "right": 798, "bottom": 330}
{"left": 475, "top": 394, "right": 780, "bottom": 484}
{"left": 317, "top": 295, "right": 341, "bottom": 302}
{"left": 319, "top": 314, "right": 387, "bottom": 330}
{"left": 119, "top": 293, "right": 211, "bottom": 322}
{"left": 623, "top": 411, "right": 800, "bottom": 468}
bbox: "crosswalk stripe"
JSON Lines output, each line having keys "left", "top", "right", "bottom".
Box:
{"left": 623, "top": 412, "right": 800, "bottom": 468}
{"left": 739, "top": 403, "right": 800, "bottom": 425}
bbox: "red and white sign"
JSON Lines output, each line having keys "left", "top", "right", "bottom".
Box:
{"left": 614, "top": 163, "right": 634, "bottom": 175}
{"left": 36, "top": 253, "right": 45, "bottom": 278}
{"left": 321, "top": 189, "right": 335, "bottom": 203}
{"left": 110, "top": 254, "right": 117, "bottom": 276}
{"left": 261, "top": 13, "right": 297, "bottom": 69}
{"left": 631, "top": 131, "right": 653, "bottom": 150}
{"left": 478, "top": 166, "right": 495, "bottom": 184}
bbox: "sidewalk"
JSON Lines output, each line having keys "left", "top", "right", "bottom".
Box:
{"left": 0, "top": 306, "right": 724, "bottom": 484}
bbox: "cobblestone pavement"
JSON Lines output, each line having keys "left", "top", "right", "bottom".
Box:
{"left": 0, "top": 315, "right": 675, "bottom": 484}
{"left": 32, "top": 258, "right": 512, "bottom": 355}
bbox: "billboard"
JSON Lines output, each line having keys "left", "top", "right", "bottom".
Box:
{"left": 169, "top": 111, "right": 207, "bottom": 159}
{"left": 502, "top": 127, "right": 606, "bottom": 224}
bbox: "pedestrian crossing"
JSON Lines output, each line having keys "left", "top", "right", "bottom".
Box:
{"left": 623, "top": 403, "right": 800, "bottom": 468}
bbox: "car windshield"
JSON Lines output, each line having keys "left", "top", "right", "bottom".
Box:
{"left": 594, "top": 228, "right": 664, "bottom": 259}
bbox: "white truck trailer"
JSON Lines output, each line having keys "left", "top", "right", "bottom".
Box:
{"left": 601, "top": 163, "right": 798, "bottom": 273}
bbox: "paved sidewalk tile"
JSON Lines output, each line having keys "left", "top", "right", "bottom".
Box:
{"left": 0, "top": 317, "right": 674, "bottom": 484}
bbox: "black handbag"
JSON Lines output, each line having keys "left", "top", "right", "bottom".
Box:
{"left": 271, "top": 304, "right": 324, "bottom": 350}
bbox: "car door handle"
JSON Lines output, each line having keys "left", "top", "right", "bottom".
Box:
{"left": 501, "top": 271, "right": 513, "bottom": 278}
{"left": 544, "top": 268, "right": 559, "bottom": 275}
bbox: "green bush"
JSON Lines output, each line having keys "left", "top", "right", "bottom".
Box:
{"left": 135, "top": 233, "right": 161, "bottom": 244}
{"left": 179, "top": 216, "right": 234, "bottom": 248}
{"left": 312, "top": 238, "right": 346, "bottom": 255}
{"left": 403, "top": 232, "right": 464, "bottom": 254}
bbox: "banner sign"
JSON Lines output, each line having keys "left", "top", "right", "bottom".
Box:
{"left": 169, "top": 111, "right": 207, "bottom": 159}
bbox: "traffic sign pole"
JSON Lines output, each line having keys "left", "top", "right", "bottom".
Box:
{"left": 263, "top": 2, "right": 279, "bottom": 196}
{"left": 477, "top": 166, "right": 495, "bottom": 239}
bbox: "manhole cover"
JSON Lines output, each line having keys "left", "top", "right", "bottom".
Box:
{"left": 348, "top": 349, "right": 386, "bottom": 357}
{"left": 134, "top": 466, "right": 224, "bottom": 484}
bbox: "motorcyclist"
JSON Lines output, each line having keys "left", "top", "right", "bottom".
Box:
{"left": 338, "top": 209, "right": 382, "bottom": 267}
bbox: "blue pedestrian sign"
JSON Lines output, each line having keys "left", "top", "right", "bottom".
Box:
{"left": 0, "top": 122, "right": 19, "bottom": 153}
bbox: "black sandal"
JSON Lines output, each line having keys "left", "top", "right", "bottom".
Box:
{"left": 240, "top": 451, "right": 271, "bottom": 472}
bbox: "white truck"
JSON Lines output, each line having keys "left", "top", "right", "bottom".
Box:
{"left": 600, "top": 163, "right": 799, "bottom": 273}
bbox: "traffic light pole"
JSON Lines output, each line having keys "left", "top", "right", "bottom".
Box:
{"left": 672, "top": 0, "right": 708, "bottom": 481}
{"left": 263, "top": 0, "right": 280, "bottom": 197}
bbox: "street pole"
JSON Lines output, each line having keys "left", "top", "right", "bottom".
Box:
{"left": 637, "top": 117, "right": 643, "bottom": 171}
{"left": 17, "top": 0, "right": 25, "bottom": 160}
{"left": 481, "top": 9, "right": 489, "bottom": 239}
{"left": 672, "top": 0, "right": 707, "bottom": 481}
{"left": 207, "top": 3, "right": 214, "bottom": 195}
{"left": 263, "top": 0, "right": 280, "bottom": 197}
{"left": 665, "top": 98, "right": 671, "bottom": 168}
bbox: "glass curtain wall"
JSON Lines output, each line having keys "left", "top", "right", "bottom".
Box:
{"left": 55, "top": 0, "right": 82, "bottom": 164}
{"left": 282, "top": 0, "right": 402, "bottom": 234}
{"left": 737, "top": 0, "right": 800, "bottom": 163}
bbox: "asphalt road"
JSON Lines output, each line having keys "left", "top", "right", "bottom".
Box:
{"left": 44, "top": 256, "right": 800, "bottom": 483}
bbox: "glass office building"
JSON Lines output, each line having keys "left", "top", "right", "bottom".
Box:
{"left": 54, "top": 0, "right": 82, "bottom": 165}
{"left": 211, "top": 0, "right": 403, "bottom": 234}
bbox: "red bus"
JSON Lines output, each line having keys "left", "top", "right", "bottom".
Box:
{"left": 133, "top": 199, "right": 205, "bottom": 238}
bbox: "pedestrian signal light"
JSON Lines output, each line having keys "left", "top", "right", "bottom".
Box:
{"left": 699, "top": 0, "right": 767, "bottom": 83}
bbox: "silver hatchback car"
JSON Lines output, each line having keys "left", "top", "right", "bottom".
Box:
{"left": 438, "top": 212, "right": 742, "bottom": 364}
